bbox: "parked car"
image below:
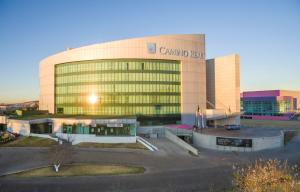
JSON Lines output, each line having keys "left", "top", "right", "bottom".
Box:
{"left": 225, "top": 124, "right": 240, "bottom": 131}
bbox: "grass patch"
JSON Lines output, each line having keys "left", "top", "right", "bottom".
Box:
{"left": 14, "top": 164, "right": 145, "bottom": 177}
{"left": 77, "top": 142, "right": 147, "bottom": 150}
{"left": 0, "top": 136, "right": 57, "bottom": 147}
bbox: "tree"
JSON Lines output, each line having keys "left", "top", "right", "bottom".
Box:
{"left": 49, "top": 136, "right": 74, "bottom": 172}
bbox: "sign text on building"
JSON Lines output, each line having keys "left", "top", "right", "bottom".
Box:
{"left": 216, "top": 137, "right": 252, "bottom": 148}
{"left": 147, "top": 43, "right": 204, "bottom": 59}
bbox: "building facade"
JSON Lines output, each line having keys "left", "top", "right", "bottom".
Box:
{"left": 40, "top": 34, "right": 240, "bottom": 126}
{"left": 0, "top": 116, "right": 137, "bottom": 144}
{"left": 241, "top": 90, "right": 300, "bottom": 120}
{"left": 205, "top": 54, "right": 240, "bottom": 127}
{"left": 206, "top": 54, "right": 240, "bottom": 114}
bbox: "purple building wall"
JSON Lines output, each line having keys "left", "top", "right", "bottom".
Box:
{"left": 242, "top": 90, "right": 280, "bottom": 98}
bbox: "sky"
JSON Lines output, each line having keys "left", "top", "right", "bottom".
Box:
{"left": 0, "top": 0, "right": 299, "bottom": 103}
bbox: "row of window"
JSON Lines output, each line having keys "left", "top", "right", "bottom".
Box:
{"left": 56, "top": 95, "right": 180, "bottom": 105}
{"left": 56, "top": 84, "right": 180, "bottom": 94}
{"left": 62, "top": 124, "right": 135, "bottom": 136}
{"left": 30, "top": 123, "right": 52, "bottom": 134}
{"left": 56, "top": 106, "right": 180, "bottom": 115}
{"left": 55, "top": 59, "right": 181, "bottom": 116}
{"left": 55, "top": 60, "right": 180, "bottom": 75}
{"left": 242, "top": 100, "right": 293, "bottom": 113}
{"left": 56, "top": 72, "right": 180, "bottom": 84}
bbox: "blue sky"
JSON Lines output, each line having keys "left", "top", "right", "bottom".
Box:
{"left": 0, "top": 0, "right": 299, "bottom": 103}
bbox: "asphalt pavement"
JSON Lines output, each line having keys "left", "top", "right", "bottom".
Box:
{"left": 0, "top": 135, "right": 300, "bottom": 192}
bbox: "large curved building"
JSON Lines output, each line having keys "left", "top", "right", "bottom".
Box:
{"left": 39, "top": 34, "right": 240, "bottom": 126}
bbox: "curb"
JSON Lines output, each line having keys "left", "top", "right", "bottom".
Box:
{"left": 0, "top": 163, "right": 148, "bottom": 177}
{"left": 0, "top": 165, "right": 51, "bottom": 177}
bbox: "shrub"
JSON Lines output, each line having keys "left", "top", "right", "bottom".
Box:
{"left": 0, "top": 132, "right": 16, "bottom": 144}
{"left": 232, "top": 159, "right": 299, "bottom": 192}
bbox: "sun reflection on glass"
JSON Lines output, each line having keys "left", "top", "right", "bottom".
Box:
{"left": 87, "top": 94, "right": 98, "bottom": 104}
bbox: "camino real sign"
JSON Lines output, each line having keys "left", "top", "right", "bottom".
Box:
{"left": 147, "top": 43, "right": 204, "bottom": 59}
{"left": 216, "top": 137, "right": 252, "bottom": 148}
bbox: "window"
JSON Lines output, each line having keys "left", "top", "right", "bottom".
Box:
{"left": 55, "top": 59, "right": 181, "bottom": 116}
{"left": 141, "top": 63, "right": 144, "bottom": 70}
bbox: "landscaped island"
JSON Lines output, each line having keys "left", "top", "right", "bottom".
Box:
{"left": 12, "top": 164, "right": 145, "bottom": 177}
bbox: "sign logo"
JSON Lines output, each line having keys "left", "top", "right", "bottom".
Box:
{"left": 147, "top": 43, "right": 204, "bottom": 59}
{"left": 147, "top": 43, "right": 156, "bottom": 54}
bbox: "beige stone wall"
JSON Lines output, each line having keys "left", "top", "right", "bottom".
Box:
{"left": 206, "top": 54, "right": 240, "bottom": 114}
{"left": 39, "top": 34, "right": 206, "bottom": 125}
{"left": 280, "top": 90, "right": 300, "bottom": 111}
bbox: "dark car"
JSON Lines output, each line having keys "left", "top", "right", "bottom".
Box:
{"left": 225, "top": 124, "right": 240, "bottom": 130}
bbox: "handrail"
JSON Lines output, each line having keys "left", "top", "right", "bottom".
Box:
{"left": 136, "top": 136, "right": 158, "bottom": 151}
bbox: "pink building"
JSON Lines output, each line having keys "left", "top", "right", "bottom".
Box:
{"left": 241, "top": 90, "right": 300, "bottom": 120}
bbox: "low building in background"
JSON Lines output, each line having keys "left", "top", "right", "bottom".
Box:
{"left": 0, "top": 101, "right": 39, "bottom": 114}
{"left": 241, "top": 90, "right": 300, "bottom": 120}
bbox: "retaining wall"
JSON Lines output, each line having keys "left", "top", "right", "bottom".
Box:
{"left": 165, "top": 130, "right": 198, "bottom": 155}
{"left": 55, "top": 133, "right": 136, "bottom": 145}
{"left": 193, "top": 131, "right": 284, "bottom": 152}
{"left": 29, "top": 133, "right": 58, "bottom": 141}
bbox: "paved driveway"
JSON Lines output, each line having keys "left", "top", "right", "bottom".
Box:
{"left": 0, "top": 136, "right": 300, "bottom": 192}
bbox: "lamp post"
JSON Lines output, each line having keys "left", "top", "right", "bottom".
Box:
{"left": 194, "top": 105, "right": 199, "bottom": 129}
{"left": 200, "top": 108, "right": 203, "bottom": 133}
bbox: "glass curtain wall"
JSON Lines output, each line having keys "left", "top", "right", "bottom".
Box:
{"left": 241, "top": 97, "right": 294, "bottom": 116}
{"left": 55, "top": 59, "right": 181, "bottom": 118}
